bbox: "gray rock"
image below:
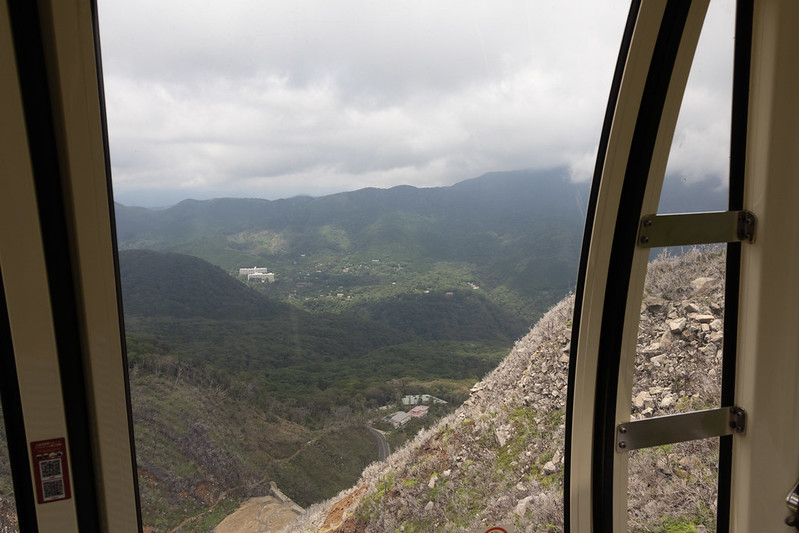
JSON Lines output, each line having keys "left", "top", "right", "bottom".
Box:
{"left": 646, "top": 298, "right": 669, "bottom": 314}
{"left": 660, "top": 330, "right": 673, "bottom": 350}
{"left": 514, "top": 495, "right": 535, "bottom": 516}
{"left": 684, "top": 302, "right": 700, "bottom": 313}
{"left": 650, "top": 354, "right": 667, "bottom": 366}
{"left": 691, "top": 277, "right": 717, "bottom": 291}
{"left": 470, "top": 382, "right": 484, "bottom": 393}
{"left": 633, "top": 391, "right": 650, "bottom": 409}
{"left": 642, "top": 343, "right": 661, "bottom": 354}
{"left": 669, "top": 318, "right": 687, "bottom": 333}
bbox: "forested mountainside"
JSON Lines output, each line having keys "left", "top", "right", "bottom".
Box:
{"left": 286, "top": 248, "right": 726, "bottom": 533}
{"left": 119, "top": 249, "right": 520, "bottom": 404}
{"left": 128, "top": 358, "right": 379, "bottom": 531}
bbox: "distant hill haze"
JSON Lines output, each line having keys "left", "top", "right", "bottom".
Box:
{"left": 116, "top": 168, "right": 726, "bottom": 323}
{"left": 115, "top": 169, "right": 587, "bottom": 320}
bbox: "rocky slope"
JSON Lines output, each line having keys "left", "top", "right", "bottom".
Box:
{"left": 0, "top": 409, "right": 17, "bottom": 533}
{"left": 285, "top": 248, "right": 726, "bottom": 532}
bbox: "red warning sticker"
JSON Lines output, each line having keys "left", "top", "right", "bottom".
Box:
{"left": 31, "top": 438, "right": 71, "bottom": 504}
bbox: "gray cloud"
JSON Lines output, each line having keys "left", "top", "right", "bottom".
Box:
{"left": 99, "top": 0, "right": 734, "bottom": 206}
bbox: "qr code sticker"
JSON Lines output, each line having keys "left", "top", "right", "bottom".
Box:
{"left": 39, "top": 459, "right": 62, "bottom": 480}
{"left": 42, "top": 479, "right": 65, "bottom": 501}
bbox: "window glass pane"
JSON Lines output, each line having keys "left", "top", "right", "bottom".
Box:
{"left": 658, "top": 0, "right": 735, "bottom": 215}
{"left": 628, "top": 438, "right": 719, "bottom": 532}
{"left": 629, "top": 247, "right": 726, "bottom": 530}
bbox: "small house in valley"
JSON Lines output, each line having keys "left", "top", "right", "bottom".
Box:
{"left": 384, "top": 411, "right": 411, "bottom": 427}
{"left": 407, "top": 405, "right": 429, "bottom": 418}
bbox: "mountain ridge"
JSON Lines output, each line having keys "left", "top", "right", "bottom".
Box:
{"left": 114, "top": 168, "right": 726, "bottom": 326}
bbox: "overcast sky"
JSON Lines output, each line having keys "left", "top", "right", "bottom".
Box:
{"left": 98, "top": 0, "right": 735, "bottom": 207}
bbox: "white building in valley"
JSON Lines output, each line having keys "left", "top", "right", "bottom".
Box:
{"left": 247, "top": 272, "right": 274, "bottom": 282}
{"left": 402, "top": 394, "right": 447, "bottom": 406}
{"left": 238, "top": 267, "right": 275, "bottom": 282}
{"left": 239, "top": 266, "right": 269, "bottom": 276}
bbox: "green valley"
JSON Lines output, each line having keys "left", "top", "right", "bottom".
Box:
{"left": 120, "top": 250, "right": 519, "bottom": 404}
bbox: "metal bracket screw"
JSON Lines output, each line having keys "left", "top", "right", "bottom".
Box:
{"left": 729, "top": 407, "right": 746, "bottom": 434}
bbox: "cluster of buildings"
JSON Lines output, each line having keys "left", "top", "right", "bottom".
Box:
{"left": 238, "top": 266, "right": 275, "bottom": 282}
{"left": 383, "top": 405, "right": 429, "bottom": 427}
{"left": 382, "top": 394, "right": 448, "bottom": 428}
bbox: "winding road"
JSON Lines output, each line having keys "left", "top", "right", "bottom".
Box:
{"left": 367, "top": 426, "right": 390, "bottom": 461}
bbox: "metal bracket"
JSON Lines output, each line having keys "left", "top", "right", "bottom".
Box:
{"left": 637, "top": 210, "right": 756, "bottom": 248}
{"left": 616, "top": 406, "right": 746, "bottom": 453}
{"left": 736, "top": 210, "right": 756, "bottom": 242}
